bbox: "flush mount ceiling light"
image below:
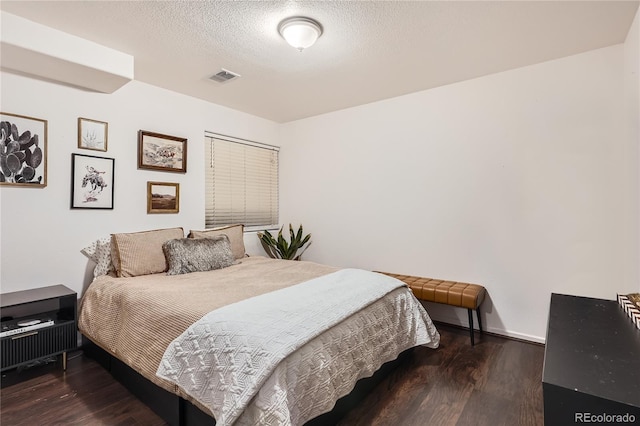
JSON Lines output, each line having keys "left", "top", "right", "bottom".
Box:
{"left": 278, "top": 16, "right": 323, "bottom": 52}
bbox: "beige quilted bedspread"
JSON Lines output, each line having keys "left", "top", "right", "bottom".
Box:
{"left": 79, "top": 256, "right": 440, "bottom": 424}
{"left": 78, "top": 256, "right": 338, "bottom": 393}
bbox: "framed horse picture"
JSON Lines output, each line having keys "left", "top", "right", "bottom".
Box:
{"left": 71, "top": 153, "right": 115, "bottom": 209}
{"left": 137, "top": 130, "right": 187, "bottom": 173}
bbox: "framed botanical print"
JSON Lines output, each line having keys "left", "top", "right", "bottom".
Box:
{"left": 147, "top": 181, "right": 179, "bottom": 214}
{"left": 138, "top": 130, "right": 187, "bottom": 173}
{"left": 71, "top": 153, "right": 115, "bottom": 209}
{"left": 0, "top": 112, "right": 47, "bottom": 187}
{"left": 78, "top": 117, "right": 108, "bottom": 151}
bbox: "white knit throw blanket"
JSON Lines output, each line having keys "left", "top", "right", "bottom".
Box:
{"left": 156, "top": 269, "right": 406, "bottom": 426}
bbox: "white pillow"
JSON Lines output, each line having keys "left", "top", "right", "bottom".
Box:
{"left": 81, "top": 236, "right": 114, "bottom": 278}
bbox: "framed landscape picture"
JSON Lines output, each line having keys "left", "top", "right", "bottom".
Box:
{"left": 138, "top": 130, "right": 187, "bottom": 173}
{"left": 147, "top": 181, "right": 179, "bottom": 214}
{"left": 71, "top": 153, "right": 115, "bottom": 209}
{"left": 78, "top": 117, "right": 108, "bottom": 151}
{"left": 0, "top": 112, "right": 47, "bottom": 187}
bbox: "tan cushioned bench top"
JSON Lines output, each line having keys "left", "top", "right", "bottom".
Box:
{"left": 377, "top": 272, "right": 486, "bottom": 310}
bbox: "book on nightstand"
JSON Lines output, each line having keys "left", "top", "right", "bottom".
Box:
{"left": 617, "top": 293, "right": 640, "bottom": 330}
{"left": 0, "top": 319, "right": 55, "bottom": 338}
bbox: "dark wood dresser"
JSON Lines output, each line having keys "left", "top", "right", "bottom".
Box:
{"left": 543, "top": 293, "right": 640, "bottom": 425}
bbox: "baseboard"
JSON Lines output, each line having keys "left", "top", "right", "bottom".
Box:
{"left": 429, "top": 312, "right": 546, "bottom": 344}
{"left": 484, "top": 326, "right": 545, "bottom": 344}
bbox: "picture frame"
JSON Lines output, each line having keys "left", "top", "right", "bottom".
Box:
{"left": 71, "top": 153, "right": 115, "bottom": 209}
{"left": 0, "top": 112, "right": 47, "bottom": 187}
{"left": 138, "top": 130, "right": 187, "bottom": 173}
{"left": 78, "top": 117, "right": 108, "bottom": 152}
{"left": 147, "top": 181, "right": 179, "bottom": 214}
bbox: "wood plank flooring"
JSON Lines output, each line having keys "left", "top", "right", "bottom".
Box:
{"left": 0, "top": 323, "right": 544, "bottom": 426}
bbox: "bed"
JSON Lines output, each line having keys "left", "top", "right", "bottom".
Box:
{"left": 78, "top": 226, "right": 440, "bottom": 426}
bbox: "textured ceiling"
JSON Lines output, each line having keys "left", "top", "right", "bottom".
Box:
{"left": 1, "top": 1, "right": 638, "bottom": 123}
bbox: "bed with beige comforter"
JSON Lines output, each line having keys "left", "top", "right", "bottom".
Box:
{"left": 79, "top": 256, "right": 440, "bottom": 425}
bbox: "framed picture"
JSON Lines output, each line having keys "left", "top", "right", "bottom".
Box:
{"left": 71, "top": 153, "right": 115, "bottom": 209}
{"left": 0, "top": 112, "right": 47, "bottom": 187}
{"left": 147, "top": 181, "right": 179, "bottom": 214}
{"left": 78, "top": 117, "right": 108, "bottom": 151}
{"left": 138, "top": 130, "right": 187, "bottom": 173}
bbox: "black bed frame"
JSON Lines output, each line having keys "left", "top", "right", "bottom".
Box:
{"left": 82, "top": 336, "right": 412, "bottom": 426}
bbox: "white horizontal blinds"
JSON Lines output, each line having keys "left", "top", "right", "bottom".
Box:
{"left": 205, "top": 135, "right": 279, "bottom": 228}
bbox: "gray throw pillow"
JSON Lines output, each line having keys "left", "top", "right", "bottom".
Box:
{"left": 163, "top": 235, "right": 235, "bottom": 276}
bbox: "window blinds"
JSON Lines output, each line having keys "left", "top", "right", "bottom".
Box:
{"left": 204, "top": 135, "right": 279, "bottom": 229}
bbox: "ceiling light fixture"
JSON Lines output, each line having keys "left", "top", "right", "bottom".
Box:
{"left": 278, "top": 16, "right": 323, "bottom": 52}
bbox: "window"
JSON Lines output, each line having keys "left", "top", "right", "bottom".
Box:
{"left": 204, "top": 133, "right": 279, "bottom": 230}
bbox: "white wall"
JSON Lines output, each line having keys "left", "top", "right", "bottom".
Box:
{"left": 279, "top": 44, "right": 633, "bottom": 342}
{"left": 0, "top": 72, "right": 279, "bottom": 295}
{"left": 2, "top": 17, "right": 637, "bottom": 343}
{"left": 625, "top": 8, "right": 640, "bottom": 293}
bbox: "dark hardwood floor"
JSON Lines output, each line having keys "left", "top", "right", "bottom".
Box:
{"left": 0, "top": 323, "right": 544, "bottom": 426}
{"left": 339, "top": 324, "right": 544, "bottom": 426}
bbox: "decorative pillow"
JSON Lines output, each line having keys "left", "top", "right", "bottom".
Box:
{"left": 188, "top": 224, "right": 245, "bottom": 260}
{"left": 111, "top": 227, "right": 184, "bottom": 277}
{"left": 110, "top": 238, "right": 120, "bottom": 275}
{"left": 163, "top": 235, "right": 235, "bottom": 276}
{"left": 81, "top": 236, "right": 114, "bottom": 278}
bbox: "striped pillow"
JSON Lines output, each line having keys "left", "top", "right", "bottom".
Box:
{"left": 112, "top": 227, "right": 184, "bottom": 277}
{"left": 188, "top": 224, "right": 245, "bottom": 260}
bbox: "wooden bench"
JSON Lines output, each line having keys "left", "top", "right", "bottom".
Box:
{"left": 378, "top": 272, "right": 487, "bottom": 345}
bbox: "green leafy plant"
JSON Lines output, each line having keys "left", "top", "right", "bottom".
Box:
{"left": 258, "top": 224, "right": 311, "bottom": 260}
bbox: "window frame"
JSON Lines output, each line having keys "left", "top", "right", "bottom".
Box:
{"left": 204, "top": 132, "right": 279, "bottom": 232}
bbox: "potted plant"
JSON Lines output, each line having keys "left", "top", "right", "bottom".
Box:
{"left": 258, "top": 224, "right": 311, "bottom": 260}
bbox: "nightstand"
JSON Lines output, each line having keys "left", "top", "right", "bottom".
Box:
{"left": 1, "top": 285, "right": 78, "bottom": 372}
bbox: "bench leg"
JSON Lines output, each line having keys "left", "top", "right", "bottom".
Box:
{"left": 476, "top": 307, "right": 483, "bottom": 334}
{"left": 467, "top": 308, "right": 475, "bottom": 346}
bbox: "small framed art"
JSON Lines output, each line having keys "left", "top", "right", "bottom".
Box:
{"left": 138, "top": 130, "right": 187, "bottom": 173}
{"left": 71, "top": 153, "right": 115, "bottom": 209}
{"left": 147, "top": 181, "right": 179, "bottom": 214}
{"left": 0, "top": 112, "right": 47, "bottom": 187}
{"left": 78, "top": 117, "right": 108, "bottom": 151}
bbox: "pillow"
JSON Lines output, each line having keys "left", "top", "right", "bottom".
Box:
{"left": 81, "top": 236, "right": 114, "bottom": 278}
{"left": 110, "top": 238, "right": 121, "bottom": 275}
{"left": 188, "top": 224, "right": 245, "bottom": 260}
{"left": 163, "top": 235, "right": 235, "bottom": 276}
{"left": 111, "top": 227, "right": 184, "bottom": 277}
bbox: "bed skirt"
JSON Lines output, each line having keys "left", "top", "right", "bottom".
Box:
{"left": 81, "top": 335, "right": 413, "bottom": 426}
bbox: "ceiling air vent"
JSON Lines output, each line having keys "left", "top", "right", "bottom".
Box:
{"left": 209, "top": 68, "right": 241, "bottom": 83}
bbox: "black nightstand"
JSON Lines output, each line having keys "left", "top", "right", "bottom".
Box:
{"left": 1, "top": 285, "right": 78, "bottom": 372}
